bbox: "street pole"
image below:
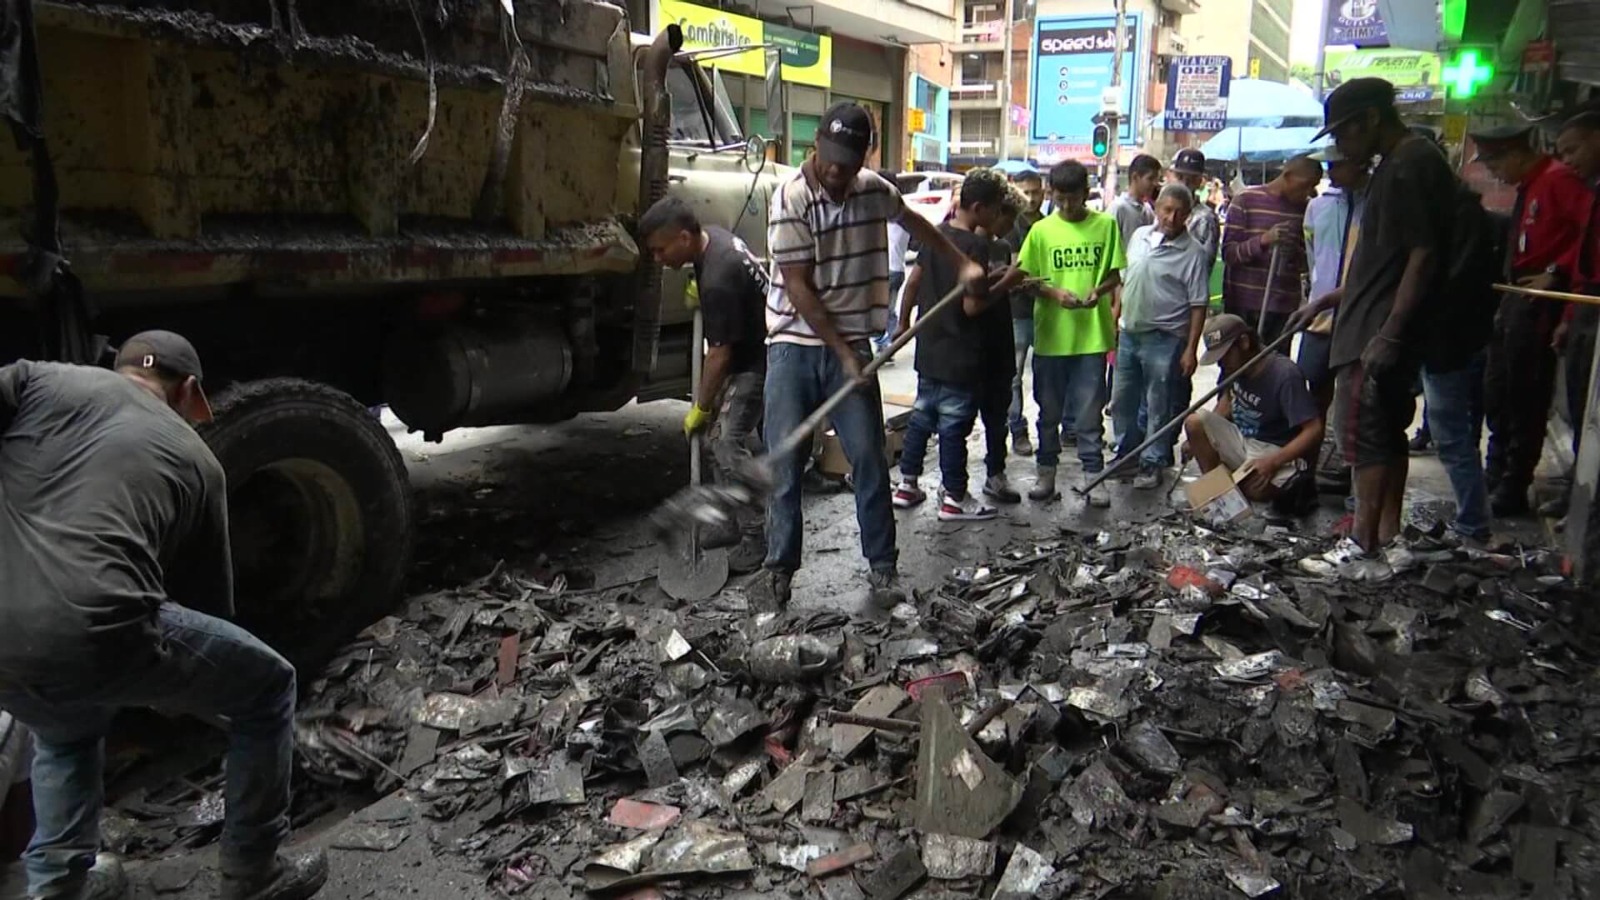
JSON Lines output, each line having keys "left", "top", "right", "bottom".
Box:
{"left": 1103, "top": 0, "right": 1127, "bottom": 202}
{"left": 999, "top": 0, "right": 1014, "bottom": 160}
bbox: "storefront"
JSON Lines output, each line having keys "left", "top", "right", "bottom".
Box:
{"left": 908, "top": 74, "right": 951, "bottom": 170}
{"left": 652, "top": 0, "right": 908, "bottom": 167}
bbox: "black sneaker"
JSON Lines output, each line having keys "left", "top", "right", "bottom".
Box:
{"left": 220, "top": 850, "right": 328, "bottom": 900}
{"left": 1408, "top": 429, "right": 1432, "bottom": 453}
{"left": 1489, "top": 483, "right": 1531, "bottom": 518}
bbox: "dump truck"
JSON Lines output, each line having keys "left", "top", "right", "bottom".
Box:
{"left": 0, "top": 0, "right": 792, "bottom": 663}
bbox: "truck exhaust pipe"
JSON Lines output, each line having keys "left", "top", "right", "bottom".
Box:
{"left": 631, "top": 23, "right": 682, "bottom": 376}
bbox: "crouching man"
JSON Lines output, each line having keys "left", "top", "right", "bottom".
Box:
{"left": 0, "top": 333, "right": 325, "bottom": 900}
{"left": 1184, "top": 314, "right": 1323, "bottom": 510}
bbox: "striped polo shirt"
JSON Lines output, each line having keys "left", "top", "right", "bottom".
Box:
{"left": 1220, "top": 185, "right": 1308, "bottom": 315}
{"left": 766, "top": 166, "right": 905, "bottom": 346}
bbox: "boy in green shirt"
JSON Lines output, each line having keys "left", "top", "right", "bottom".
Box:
{"left": 1000, "top": 160, "right": 1125, "bottom": 504}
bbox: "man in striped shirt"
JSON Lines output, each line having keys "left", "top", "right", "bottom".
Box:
{"left": 1221, "top": 156, "right": 1320, "bottom": 345}
{"left": 754, "top": 102, "right": 985, "bottom": 612}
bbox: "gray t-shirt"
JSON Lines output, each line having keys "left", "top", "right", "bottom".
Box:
{"left": 1121, "top": 226, "right": 1209, "bottom": 335}
{"left": 0, "top": 363, "right": 231, "bottom": 680}
{"left": 1111, "top": 192, "right": 1154, "bottom": 248}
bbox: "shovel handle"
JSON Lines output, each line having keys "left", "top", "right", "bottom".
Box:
{"left": 768, "top": 282, "right": 968, "bottom": 463}
{"left": 690, "top": 308, "right": 704, "bottom": 487}
{"left": 1493, "top": 282, "right": 1600, "bottom": 306}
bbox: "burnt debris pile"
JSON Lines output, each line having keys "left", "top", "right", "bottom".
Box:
{"left": 280, "top": 522, "right": 1599, "bottom": 897}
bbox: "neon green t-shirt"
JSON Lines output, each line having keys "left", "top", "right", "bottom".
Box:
{"left": 1018, "top": 210, "right": 1126, "bottom": 356}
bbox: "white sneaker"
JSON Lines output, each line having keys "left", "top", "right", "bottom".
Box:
{"left": 1085, "top": 475, "right": 1111, "bottom": 508}
{"left": 938, "top": 492, "right": 999, "bottom": 522}
{"left": 1313, "top": 537, "right": 1394, "bottom": 582}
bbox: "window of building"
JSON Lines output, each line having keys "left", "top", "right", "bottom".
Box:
{"left": 964, "top": 1, "right": 1002, "bottom": 26}
{"left": 960, "top": 109, "right": 1003, "bottom": 147}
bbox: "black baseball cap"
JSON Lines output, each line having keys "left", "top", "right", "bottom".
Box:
{"left": 816, "top": 102, "right": 874, "bottom": 168}
{"left": 1171, "top": 148, "right": 1206, "bottom": 176}
{"left": 114, "top": 329, "right": 213, "bottom": 422}
{"left": 1313, "top": 77, "right": 1397, "bottom": 142}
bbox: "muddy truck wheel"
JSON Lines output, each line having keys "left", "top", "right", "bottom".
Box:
{"left": 200, "top": 379, "right": 414, "bottom": 670}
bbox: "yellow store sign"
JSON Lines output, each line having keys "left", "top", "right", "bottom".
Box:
{"left": 657, "top": 0, "right": 832, "bottom": 89}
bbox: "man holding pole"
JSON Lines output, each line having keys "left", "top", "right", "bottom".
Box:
{"left": 1221, "top": 157, "right": 1319, "bottom": 346}
{"left": 1289, "top": 78, "right": 1456, "bottom": 580}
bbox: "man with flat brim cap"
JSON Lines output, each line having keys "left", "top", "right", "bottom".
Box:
{"left": 0, "top": 333, "right": 331, "bottom": 900}
{"left": 1469, "top": 117, "right": 1592, "bottom": 517}
{"left": 1286, "top": 75, "right": 1459, "bottom": 579}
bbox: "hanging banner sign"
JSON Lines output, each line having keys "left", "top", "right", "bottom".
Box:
{"left": 1325, "top": 0, "right": 1389, "bottom": 47}
{"left": 658, "top": 0, "right": 832, "bottom": 89}
{"left": 1164, "top": 55, "right": 1232, "bottom": 132}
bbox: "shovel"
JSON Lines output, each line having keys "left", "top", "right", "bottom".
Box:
{"left": 658, "top": 309, "right": 729, "bottom": 603}
{"left": 651, "top": 281, "right": 971, "bottom": 545}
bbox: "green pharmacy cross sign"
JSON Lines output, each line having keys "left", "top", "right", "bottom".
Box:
{"left": 1442, "top": 48, "right": 1493, "bottom": 99}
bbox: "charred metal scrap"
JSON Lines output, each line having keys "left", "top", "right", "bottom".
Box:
{"left": 174, "top": 519, "right": 1600, "bottom": 896}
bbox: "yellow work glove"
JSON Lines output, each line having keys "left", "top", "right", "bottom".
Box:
{"left": 683, "top": 404, "right": 713, "bottom": 437}
{"left": 684, "top": 278, "right": 700, "bottom": 310}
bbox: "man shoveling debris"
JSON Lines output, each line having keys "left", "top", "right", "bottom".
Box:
{"left": 0, "top": 333, "right": 326, "bottom": 900}
{"left": 1183, "top": 314, "right": 1323, "bottom": 514}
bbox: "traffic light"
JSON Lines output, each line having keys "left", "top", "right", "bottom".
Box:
{"left": 1443, "top": 48, "right": 1494, "bottom": 99}
{"left": 1091, "top": 123, "right": 1111, "bottom": 157}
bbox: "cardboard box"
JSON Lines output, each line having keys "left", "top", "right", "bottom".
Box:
{"left": 815, "top": 412, "right": 910, "bottom": 478}
{"left": 1184, "top": 465, "right": 1253, "bottom": 526}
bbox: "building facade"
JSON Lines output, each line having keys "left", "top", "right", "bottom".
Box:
{"left": 639, "top": 0, "right": 958, "bottom": 169}
{"left": 1180, "top": 0, "right": 1293, "bottom": 84}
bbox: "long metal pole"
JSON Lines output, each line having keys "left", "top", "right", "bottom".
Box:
{"left": 1103, "top": 0, "right": 1127, "bottom": 201}
{"left": 999, "top": 0, "right": 1014, "bottom": 160}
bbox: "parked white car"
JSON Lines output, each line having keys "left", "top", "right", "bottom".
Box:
{"left": 898, "top": 171, "right": 963, "bottom": 227}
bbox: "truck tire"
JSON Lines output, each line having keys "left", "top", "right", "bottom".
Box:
{"left": 199, "top": 378, "right": 414, "bottom": 669}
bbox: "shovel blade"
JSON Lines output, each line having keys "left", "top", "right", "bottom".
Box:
{"left": 659, "top": 538, "right": 729, "bottom": 602}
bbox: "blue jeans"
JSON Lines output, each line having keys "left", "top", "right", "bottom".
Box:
{"left": 764, "top": 341, "right": 897, "bottom": 574}
{"left": 900, "top": 376, "right": 980, "bottom": 496}
{"left": 0, "top": 604, "right": 295, "bottom": 896}
{"left": 875, "top": 271, "right": 907, "bottom": 351}
{"left": 1423, "top": 352, "right": 1491, "bottom": 538}
{"left": 1034, "top": 353, "right": 1108, "bottom": 471}
{"left": 1008, "top": 318, "right": 1033, "bottom": 435}
{"left": 1111, "top": 329, "right": 1185, "bottom": 468}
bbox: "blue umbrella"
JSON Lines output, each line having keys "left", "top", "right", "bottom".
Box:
{"left": 992, "top": 159, "right": 1040, "bottom": 176}
{"left": 1200, "top": 126, "right": 1327, "bottom": 163}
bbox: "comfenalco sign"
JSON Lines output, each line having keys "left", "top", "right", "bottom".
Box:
{"left": 657, "top": 0, "right": 832, "bottom": 89}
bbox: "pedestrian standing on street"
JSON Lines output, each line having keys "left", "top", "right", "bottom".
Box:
{"left": 0, "top": 332, "right": 327, "bottom": 900}
{"left": 756, "top": 102, "right": 986, "bottom": 611}
{"left": 1289, "top": 78, "right": 1458, "bottom": 580}
{"left": 1547, "top": 110, "right": 1600, "bottom": 522}
{"left": 639, "top": 196, "right": 770, "bottom": 574}
{"left": 973, "top": 184, "right": 1031, "bottom": 505}
{"left": 1299, "top": 146, "right": 1369, "bottom": 434}
{"left": 1111, "top": 154, "right": 1162, "bottom": 248}
{"left": 1169, "top": 149, "right": 1219, "bottom": 278}
{"left": 1005, "top": 170, "right": 1046, "bottom": 456}
{"left": 1221, "top": 156, "right": 1319, "bottom": 345}
{"left": 876, "top": 170, "right": 913, "bottom": 356}
{"left": 996, "top": 160, "right": 1125, "bottom": 507}
{"left": 1474, "top": 122, "right": 1591, "bottom": 517}
{"left": 891, "top": 169, "right": 1009, "bottom": 522}
{"left": 1109, "top": 184, "right": 1210, "bottom": 490}
{"left": 1184, "top": 315, "right": 1323, "bottom": 506}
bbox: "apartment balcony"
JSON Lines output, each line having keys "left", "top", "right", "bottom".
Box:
{"left": 956, "top": 19, "right": 1006, "bottom": 51}
{"left": 950, "top": 80, "right": 1006, "bottom": 109}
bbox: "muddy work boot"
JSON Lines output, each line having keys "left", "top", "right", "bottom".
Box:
{"left": 36, "top": 853, "right": 131, "bottom": 900}
{"left": 982, "top": 473, "right": 1021, "bottom": 504}
{"left": 745, "top": 567, "right": 792, "bottom": 613}
{"left": 220, "top": 850, "right": 328, "bottom": 900}
{"left": 866, "top": 570, "right": 907, "bottom": 609}
{"left": 1028, "top": 465, "right": 1059, "bottom": 502}
{"left": 727, "top": 533, "right": 766, "bottom": 575}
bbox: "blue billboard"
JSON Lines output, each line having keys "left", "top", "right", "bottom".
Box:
{"left": 1029, "top": 13, "right": 1142, "bottom": 145}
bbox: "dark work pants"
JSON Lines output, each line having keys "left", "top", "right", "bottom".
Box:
{"left": 1485, "top": 294, "right": 1561, "bottom": 491}
{"left": 978, "top": 375, "right": 1012, "bottom": 478}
